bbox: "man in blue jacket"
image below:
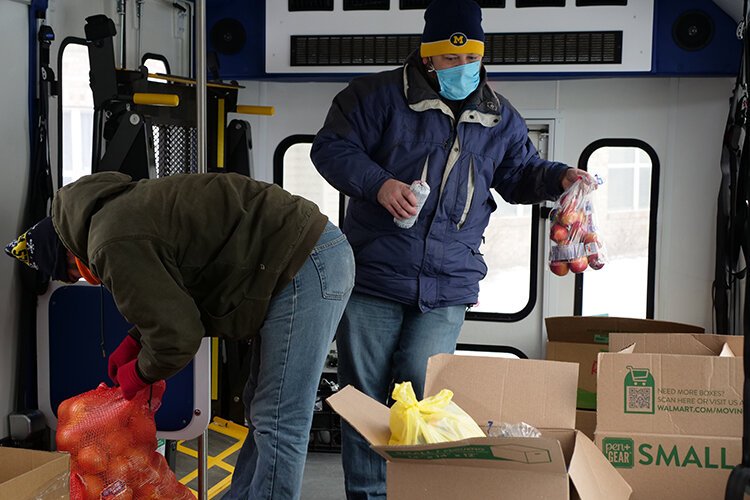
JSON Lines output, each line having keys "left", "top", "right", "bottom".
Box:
{"left": 311, "top": 0, "right": 589, "bottom": 497}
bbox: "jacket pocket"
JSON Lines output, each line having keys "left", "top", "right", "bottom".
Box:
{"left": 457, "top": 239, "right": 488, "bottom": 278}
{"left": 456, "top": 157, "right": 476, "bottom": 229}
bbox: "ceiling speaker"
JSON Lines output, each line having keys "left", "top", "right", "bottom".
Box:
{"left": 672, "top": 10, "right": 714, "bottom": 51}
{"left": 210, "top": 18, "right": 247, "bottom": 55}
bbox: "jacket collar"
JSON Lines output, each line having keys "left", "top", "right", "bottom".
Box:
{"left": 402, "top": 50, "right": 502, "bottom": 125}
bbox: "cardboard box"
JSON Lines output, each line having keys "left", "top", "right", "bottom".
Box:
{"left": 0, "top": 447, "right": 69, "bottom": 500}
{"left": 596, "top": 333, "right": 742, "bottom": 500}
{"left": 545, "top": 316, "right": 705, "bottom": 411}
{"left": 328, "top": 354, "right": 631, "bottom": 500}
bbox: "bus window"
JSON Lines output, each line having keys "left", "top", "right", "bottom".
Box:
{"left": 142, "top": 53, "right": 170, "bottom": 83}
{"left": 60, "top": 42, "right": 94, "bottom": 186}
{"left": 274, "top": 136, "right": 344, "bottom": 226}
{"left": 576, "top": 140, "right": 659, "bottom": 318}
{"left": 470, "top": 191, "right": 534, "bottom": 315}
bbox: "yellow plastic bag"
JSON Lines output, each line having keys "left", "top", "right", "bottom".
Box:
{"left": 388, "top": 381, "right": 485, "bottom": 445}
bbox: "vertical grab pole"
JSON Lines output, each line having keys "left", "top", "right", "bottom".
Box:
{"left": 198, "top": 431, "right": 209, "bottom": 499}
{"left": 196, "top": 2, "right": 209, "bottom": 500}
{"left": 196, "top": 0, "right": 208, "bottom": 176}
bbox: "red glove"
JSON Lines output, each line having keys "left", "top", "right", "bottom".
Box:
{"left": 116, "top": 359, "right": 149, "bottom": 400}
{"left": 108, "top": 335, "right": 141, "bottom": 383}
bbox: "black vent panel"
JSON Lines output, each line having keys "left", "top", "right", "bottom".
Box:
{"left": 344, "top": 0, "right": 389, "bottom": 9}
{"left": 289, "top": 0, "right": 333, "bottom": 11}
{"left": 291, "top": 31, "right": 622, "bottom": 66}
{"left": 399, "top": 0, "right": 430, "bottom": 8}
{"left": 400, "top": 0, "right": 506, "bottom": 8}
{"left": 576, "top": 0, "right": 627, "bottom": 5}
{"left": 292, "top": 35, "right": 421, "bottom": 66}
{"left": 516, "top": 0, "right": 565, "bottom": 6}
{"left": 485, "top": 31, "right": 622, "bottom": 64}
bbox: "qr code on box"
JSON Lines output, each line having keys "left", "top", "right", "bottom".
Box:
{"left": 626, "top": 386, "right": 653, "bottom": 413}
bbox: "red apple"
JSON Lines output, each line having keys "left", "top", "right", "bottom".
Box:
{"left": 550, "top": 224, "right": 569, "bottom": 244}
{"left": 588, "top": 255, "right": 605, "bottom": 270}
{"left": 549, "top": 260, "right": 569, "bottom": 276}
{"left": 568, "top": 256, "right": 589, "bottom": 274}
{"left": 583, "top": 232, "right": 598, "bottom": 243}
{"left": 568, "top": 221, "right": 585, "bottom": 241}
{"left": 559, "top": 208, "right": 585, "bottom": 227}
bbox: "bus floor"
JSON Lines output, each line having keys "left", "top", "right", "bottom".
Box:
{"left": 174, "top": 417, "right": 346, "bottom": 499}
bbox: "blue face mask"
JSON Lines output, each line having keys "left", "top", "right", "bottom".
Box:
{"left": 434, "top": 60, "right": 481, "bottom": 101}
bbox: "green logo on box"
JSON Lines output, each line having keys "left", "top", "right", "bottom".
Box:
{"left": 624, "top": 365, "right": 655, "bottom": 414}
{"left": 593, "top": 334, "right": 609, "bottom": 344}
{"left": 602, "top": 437, "right": 635, "bottom": 469}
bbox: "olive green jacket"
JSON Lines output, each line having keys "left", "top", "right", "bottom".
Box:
{"left": 52, "top": 172, "right": 327, "bottom": 382}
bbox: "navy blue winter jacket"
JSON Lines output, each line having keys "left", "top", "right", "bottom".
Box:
{"left": 311, "top": 51, "right": 569, "bottom": 311}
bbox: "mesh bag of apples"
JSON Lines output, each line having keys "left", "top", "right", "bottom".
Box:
{"left": 56, "top": 381, "right": 194, "bottom": 500}
{"left": 548, "top": 177, "right": 607, "bottom": 276}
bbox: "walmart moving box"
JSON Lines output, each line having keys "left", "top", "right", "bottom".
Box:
{"left": 596, "top": 333, "right": 742, "bottom": 500}
{"left": 0, "top": 448, "right": 69, "bottom": 500}
{"left": 328, "top": 354, "right": 631, "bottom": 500}
{"left": 545, "top": 316, "right": 705, "bottom": 439}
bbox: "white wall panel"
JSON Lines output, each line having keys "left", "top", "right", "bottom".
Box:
{"left": 266, "top": 0, "right": 654, "bottom": 74}
{"left": 0, "top": 0, "right": 30, "bottom": 439}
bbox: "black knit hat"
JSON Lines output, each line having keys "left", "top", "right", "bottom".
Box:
{"left": 421, "top": 0, "right": 485, "bottom": 58}
{"left": 5, "top": 217, "right": 70, "bottom": 281}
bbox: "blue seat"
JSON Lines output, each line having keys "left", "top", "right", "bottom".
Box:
{"left": 37, "top": 282, "right": 210, "bottom": 440}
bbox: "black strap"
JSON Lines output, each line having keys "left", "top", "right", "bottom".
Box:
{"left": 15, "top": 21, "right": 56, "bottom": 415}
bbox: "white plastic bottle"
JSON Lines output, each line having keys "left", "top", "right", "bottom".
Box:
{"left": 394, "top": 180, "right": 430, "bottom": 229}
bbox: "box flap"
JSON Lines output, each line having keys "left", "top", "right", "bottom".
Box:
{"left": 0, "top": 448, "right": 64, "bottom": 483}
{"left": 374, "top": 436, "right": 568, "bottom": 475}
{"left": 721, "top": 343, "right": 735, "bottom": 357}
{"left": 609, "top": 333, "right": 742, "bottom": 356}
{"left": 424, "top": 354, "right": 578, "bottom": 430}
{"left": 569, "top": 431, "right": 632, "bottom": 500}
{"left": 618, "top": 344, "right": 636, "bottom": 354}
{"left": 545, "top": 316, "right": 704, "bottom": 345}
{"left": 0, "top": 449, "right": 69, "bottom": 500}
{"left": 326, "top": 385, "right": 391, "bottom": 447}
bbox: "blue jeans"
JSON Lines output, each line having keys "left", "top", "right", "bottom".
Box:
{"left": 225, "top": 222, "right": 354, "bottom": 500}
{"left": 337, "top": 292, "right": 466, "bottom": 500}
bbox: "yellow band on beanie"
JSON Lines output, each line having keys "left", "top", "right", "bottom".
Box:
{"left": 420, "top": 38, "right": 485, "bottom": 57}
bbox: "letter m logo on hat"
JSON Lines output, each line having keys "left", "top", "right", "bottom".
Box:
{"left": 450, "top": 32, "right": 467, "bottom": 47}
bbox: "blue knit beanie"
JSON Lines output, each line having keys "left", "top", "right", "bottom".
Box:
{"left": 5, "top": 216, "right": 70, "bottom": 281}
{"left": 420, "top": 0, "right": 485, "bottom": 58}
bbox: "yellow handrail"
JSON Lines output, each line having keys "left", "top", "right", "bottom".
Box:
{"left": 133, "top": 93, "right": 180, "bottom": 107}
{"left": 236, "top": 105, "right": 275, "bottom": 116}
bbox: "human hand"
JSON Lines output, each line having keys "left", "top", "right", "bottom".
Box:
{"left": 377, "top": 179, "right": 418, "bottom": 219}
{"left": 116, "top": 359, "right": 150, "bottom": 400}
{"left": 561, "top": 168, "right": 595, "bottom": 191}
{"left": 108, "top": 335, "right": 141, "bottom": 384}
